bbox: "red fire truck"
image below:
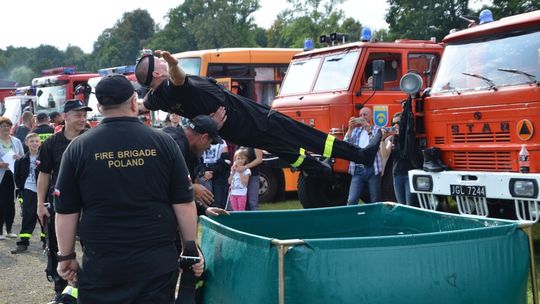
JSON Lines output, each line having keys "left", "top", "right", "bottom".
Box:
{"left": 31, "top": 66, "right": 98, "bottom": 115}
{"left": 271, "top": 32, "right": 444, "bottom": 208}
{"left": 402, "top": 10, "right": 540, "bottom": 222}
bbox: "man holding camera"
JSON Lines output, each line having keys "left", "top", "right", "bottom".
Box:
{"left": 344, "top": 107, "right": 384, "bottom": 205}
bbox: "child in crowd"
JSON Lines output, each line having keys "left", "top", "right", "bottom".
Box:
{"left": 11, "top": 133, "right": 45, "bottom": 253}
{"left": 228, "top": 149, "right": 251, "bottom": 211}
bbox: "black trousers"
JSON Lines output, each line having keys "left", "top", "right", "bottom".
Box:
{"left": 18, "top": 189, "right": 45, "bottom": 245}
{"left": 45, "top": 201, "right": 68, "bottom": 295}
{"left": 78, "top": 270, "right": 177, "bottom": 304}
{"left": 222, "top": 110, "right": 363, "bottom": 171}
{"left": 0, "top": 171, "right": 15, "bottom": 234}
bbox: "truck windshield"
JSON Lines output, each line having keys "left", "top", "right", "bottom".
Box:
{"left": 314, "top": 50, "right": 359, "bottom": 91}
{"left": 3, "top": 98, "right": 22, "bottom": 124}
{"left": 280, "top": 50, "right": 360, "bottom": 95}
{"left": 432, "top": 30, "right": 540, "bottom": 93}
{"left": 280, "top": 57, "right": 321, "bottom": 95}
{"left": 178, "top": 58, "right": 201, "bottom": 76}
{"left": 36, "top": 85, "right": 66, "bottom": 113}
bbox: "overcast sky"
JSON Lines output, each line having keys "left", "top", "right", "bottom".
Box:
{"left": 0, "top": 0, "right": 390, "bottom": 53}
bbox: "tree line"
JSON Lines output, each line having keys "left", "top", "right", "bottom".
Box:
{"left": 0, "top": 0, "right": 538, "bottom": 85}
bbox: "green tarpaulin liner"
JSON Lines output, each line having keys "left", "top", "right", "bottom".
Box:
{"left": 199, "top": 203, "right": 530, "bottom": 304}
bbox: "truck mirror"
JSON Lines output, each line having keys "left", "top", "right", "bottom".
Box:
{"left": 372, "top": 60, "right": 385, "bottom": 91}
{"left": 37, "top": 89, "right": 43, "bottom": 97}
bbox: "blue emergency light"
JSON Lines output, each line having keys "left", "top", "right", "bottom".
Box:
{"left": 98, "top": 65, "right": 136, "bottom": 76}
{"left": 304, "top": 38, "right": 314, "bottom": 51}
{"left": 360, "top": 27, "right": 372, "bottom": 42}
{"left": 479, "top": 9, "right": 493, "bottom": 24}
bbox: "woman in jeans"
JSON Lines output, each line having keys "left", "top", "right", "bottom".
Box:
{"left": 0, "top": 117, "right": 24, "bottom": 239}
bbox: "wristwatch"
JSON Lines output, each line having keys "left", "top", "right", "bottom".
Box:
{"left": 56, "top": 251, "right": 76, "bottom": 262}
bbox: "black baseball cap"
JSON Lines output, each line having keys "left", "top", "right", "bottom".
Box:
{"left": 63, "top": 99, "right": 92, "bottom": 113}
{"left": 188, "top": 115, "right": 223, "bottom": 144}
{"left": 36, "top": 112, "right": 49, "bottom": 122}
{"left": 95, "top": 74, "right": 135, "bottom": 106}
{"left": 49, "top": 111, "right": 61, "bottom": 120}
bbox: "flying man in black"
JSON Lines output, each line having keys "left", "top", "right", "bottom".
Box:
{"left": 135, "top": 50, "right": 382, "bottom": 175}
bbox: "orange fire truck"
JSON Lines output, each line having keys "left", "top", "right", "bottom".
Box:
{"left": 31, "top": 66, "right": 98, "bottom": 115}
{"left": 271, "top": 33, "right": 444, "bottom": 208}
{"left": 403, "top": 10, "right": 540, "bottom": 221}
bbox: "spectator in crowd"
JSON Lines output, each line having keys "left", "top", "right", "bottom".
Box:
{"left": 11, "top": 132, "right": 45, "bottom": 253}
{"left": 199, "top": 142, "right": 230, "bottom": 209}
{"left": 15, "top": 111, "right": 35, "bottom": 152}
{"left": 49, "top": 111, "right": 64, "bottom": 133}
{"left": 383, "top": 112, "right": 420, "bottom": 207}
{"left": 32, "top": 112, "right": 55, "bottom": 142}
{"left": 239, "top": 147, "right": 263, "bottom": 210}
{"left": 228, "top": 148, "right": 251, "bottom": 211}
{"left": 36, "top": 100, "right": 91, "bottom": 300}
{"left": 344, "top": 107, "right": 383, "bottom": 205}
{"left": 169, "top": 113, "right": 181, "bottom": 127}
{"left": 0, "top": 117, "right": 24, "bottom": 240}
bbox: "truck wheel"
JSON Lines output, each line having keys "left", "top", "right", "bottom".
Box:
{"left": 259, "top": 168, "right": 278, "bottom": 202}
{"left": 298, "top": 173, "right": 350, "bottom": 208}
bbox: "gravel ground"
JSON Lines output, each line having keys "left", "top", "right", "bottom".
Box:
{"left": 0, "top": 209, "right": 81, "bottom": 304}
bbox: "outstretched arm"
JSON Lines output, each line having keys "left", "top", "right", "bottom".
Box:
{"left": 155, "top": 50, "right": 186, "bottom": 86}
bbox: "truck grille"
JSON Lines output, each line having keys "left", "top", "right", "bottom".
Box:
{"left": 452, "top": 132, "right": 510, "bottom": 143}
{"left": 452, "top": 151, "right": 513, "bottom": 171}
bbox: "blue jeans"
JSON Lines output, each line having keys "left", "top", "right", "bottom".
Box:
{"left": 393, "top": 174, "right": 418, "bottom": 207}
{"left": 246, "top": 174, "right": 259, "bottom": 210}
{"left": 347, "top": 166, "right": 381, "bottom": 205}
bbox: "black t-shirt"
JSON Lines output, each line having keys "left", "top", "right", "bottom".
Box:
{"left": 144, "top": 76, "right": 271, "bottom": 146}
{"left": 38, "top": 128, "right": 79, "bottom": 187}
{"left": 15, "top": 125, "right": 30, "bottom": 153}
{"left": 245, "top": 147, "right": 260, "bottom": 176}
{"left": 32, "top": 124, "right": 55, "bottom": 142}
{"left": 55, "top": 117, "right": 193, "bottom": 284}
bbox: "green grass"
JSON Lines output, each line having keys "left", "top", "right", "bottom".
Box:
{"left": 259, "top": 200, "right": 302, "bottom": 211}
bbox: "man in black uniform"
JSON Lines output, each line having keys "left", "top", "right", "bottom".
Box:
{"left": 36, "top": 99, "right": 91, "bottom": 300}
{"left": 54, "top": 75, "right": 200, "bottom": 303}
{"left": 162, "top": 115, "right": 229, "bottom": 216}
{"left": 135, "top": 50, "right": 382, "bottom": 175}
{"left": 32, "top": 112, "right": 55, "bottom": 142}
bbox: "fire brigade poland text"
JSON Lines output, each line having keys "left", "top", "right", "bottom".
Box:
{"left": 95, "top": 149, "right": 157, "bottom": 168}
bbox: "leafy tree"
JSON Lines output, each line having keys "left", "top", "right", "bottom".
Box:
{"left": 9, "top": 66, "right": 34, "bottom": 86}
{"left": 28, "top": 45, "right": 65, "bottom": 73}
{"left": 91, "top": 9, "right": 156, "bottom": 70}
{"left": 266, "top": 0, "right": 361, "bottom": 48}
{"left": 386, "top": 0, "right": 471, "bottom": 41}
{"left": 156, "top": 0, "right": 260, "bottom": 51}
{"left": 489, "top": 0, "right": 540, "bottom": 20}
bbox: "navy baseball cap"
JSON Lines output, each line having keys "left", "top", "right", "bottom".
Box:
{"left": 63, "top": 99, "right": 92, "bottom": 113}
{"left": 95, "top": 74, "right": 135, "bottom": 106}
{"left": 36, "top": 112, "right": 49, "bottom": 122}
{"left": 188, "top": 115, "right": 223, "bottom": 144}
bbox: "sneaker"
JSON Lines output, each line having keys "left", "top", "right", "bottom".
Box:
{"left": 6, "top": 232, "right": 17, "bottom": 238}
{"left": 10, "top": 244, "right": 28, "bottom": 254}
{"left": 0, "top": 235, "right": 5, "bottom": 240}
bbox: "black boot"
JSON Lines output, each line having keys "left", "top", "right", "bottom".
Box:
{"left": 300, "top": 157, "right": 333, "bottom": 177}
{"left": 355, "top": 129, "right": 382, "bottom": 166}
{"left": 431, "top": 147, "right": 449, "bottom": 171}
{"left": 10, "top": 241, "right": 28, "bottom": 254}
{"left": 422, "top": 148, "right": 444, "bottom": 172}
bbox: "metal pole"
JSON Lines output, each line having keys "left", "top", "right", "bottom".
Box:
{"left": 272, "top": 239, "right": 305, "bottom": 304}
{"left": 521, "top": 224, "right": 538, "bottom": 304}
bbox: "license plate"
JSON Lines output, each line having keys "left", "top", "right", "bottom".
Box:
{"left": 450, "top": 185, "right": 486, "bottom": 197}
